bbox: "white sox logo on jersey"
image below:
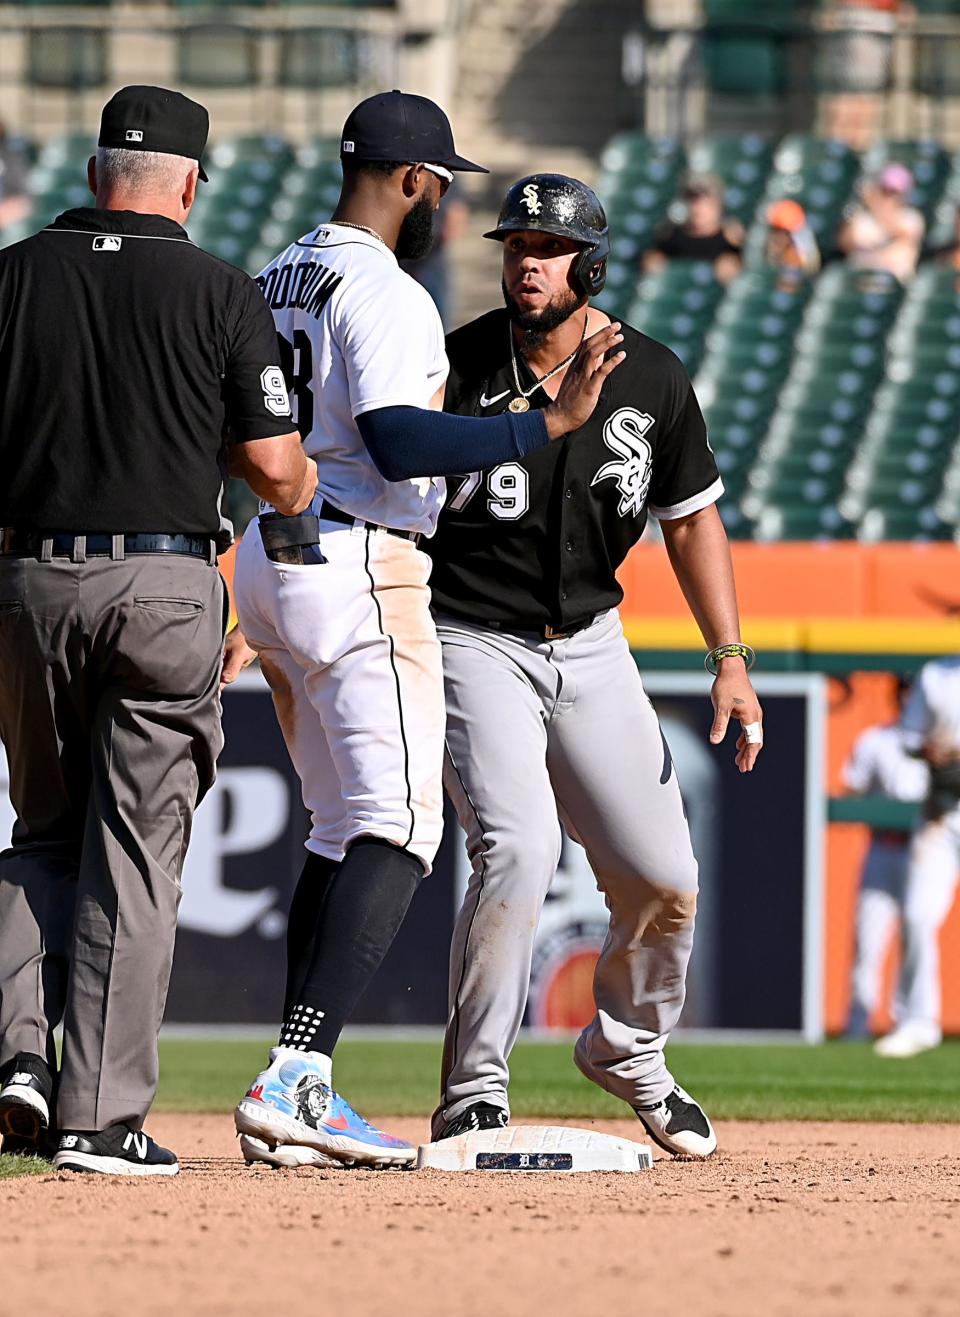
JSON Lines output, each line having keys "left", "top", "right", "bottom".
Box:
{"left": 591, "top": 408, "right": 655, "bottom": 518}
{"left": 522, "top": 184, "right": 542, "bottom": 216}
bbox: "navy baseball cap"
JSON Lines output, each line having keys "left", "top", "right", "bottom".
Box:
{"left": 340, "top": 90, "right": 487, "bottom": 174}
{"left": 99, "top": 85, "right": 210, "bottom": 182}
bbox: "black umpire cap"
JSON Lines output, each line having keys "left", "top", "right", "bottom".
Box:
{"left": 99, "top": 85, "right": 210, "bottom": 182}
{"left": 340, "top": 90, "right": 488, "bottom": 174}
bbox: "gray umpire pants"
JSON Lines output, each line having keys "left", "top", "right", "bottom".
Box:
{"left": 432, "top": 608, "right": 699, "bottom": 1138}
{"left": 0, "top": 552, "right": 224, "bottom": 1131}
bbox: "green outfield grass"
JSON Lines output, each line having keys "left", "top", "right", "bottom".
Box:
{"left": 155, "top": 1037, "right": 960, "bottom": 1124}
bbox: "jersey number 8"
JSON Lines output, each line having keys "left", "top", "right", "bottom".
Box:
{"left": 449, "top": 463, "right": 530, "bottom": 521}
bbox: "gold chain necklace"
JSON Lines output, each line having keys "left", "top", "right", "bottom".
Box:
{"left": 507, "top": 318, "right": 586, "bottom": 413}
{"left": 335, "top": 220, "right": 387, "bottom": 246}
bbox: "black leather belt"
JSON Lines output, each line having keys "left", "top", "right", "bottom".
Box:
{"left": 317, "top": 499, "right": 419, "bottom": 542}
{"left": 438, "top": 609, "right": 599, "bottom": 641}
{"left": 0, "top": 529, "right": 214, "bottom": 559}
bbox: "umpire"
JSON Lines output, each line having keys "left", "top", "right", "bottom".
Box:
{"left": 0, "top": 86, "right": 313, "bottom": 1176}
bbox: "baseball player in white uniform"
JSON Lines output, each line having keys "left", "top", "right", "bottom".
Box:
{"left": 842, "top": 709, "right": 929, "bottom": 1039}
{"left": 224, "top": 92, "right": 625, "bottom": 1167}
{"left": 875, "top": 657, "right": 960, "bottom": 1057}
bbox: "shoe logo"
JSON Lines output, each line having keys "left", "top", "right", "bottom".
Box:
{"left": 59, "top": 1135, "right": 79, "bottom": 1149}
{"left": 296, "top": 1078, "right": 331, "bottom": 1129}
{"left": 123, "top": 1131, "right": 148, "bottom": 1160}
{"left": 324, "top": 1111, "right": 351, "bottom": 1131}
{"left": 8, "top": 1072, "right": 34, "bottom": 1086}
{"left": 246, "top": 1084, "right": 264, "bottom": 1101}
{"left": 479, "top": 389, "right": 510, "bottom": 408}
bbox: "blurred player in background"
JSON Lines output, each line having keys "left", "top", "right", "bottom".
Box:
{"left": 875, "top": 657, "right": 960, "bottom": 1057}
{"left": 842, "top": 684, "right": 929, "bottom": 1040}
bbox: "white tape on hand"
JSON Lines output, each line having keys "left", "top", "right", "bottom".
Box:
{"left": 743, "top": 721, "right": 763, "bottom": 746}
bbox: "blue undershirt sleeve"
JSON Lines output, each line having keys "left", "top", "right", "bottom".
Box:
{"left": 355, "top": 405, "right": 549, "bottom": 482}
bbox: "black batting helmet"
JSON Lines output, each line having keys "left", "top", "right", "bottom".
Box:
{"left": 484, "top": 173, "right": 610, "bottom": 297}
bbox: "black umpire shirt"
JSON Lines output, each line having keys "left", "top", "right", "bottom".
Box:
{"left": 0, "top": 207, "right": 293, "bottom": 539}
{"left": 427, "top": 308, "right": 723, "bottom": 631}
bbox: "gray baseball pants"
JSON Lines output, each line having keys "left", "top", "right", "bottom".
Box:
{"left": 432, "top": 608, "right": 699, "bottom": 1138}
{"left": 0, "top": 553, "right": 224, "bottom": 1131}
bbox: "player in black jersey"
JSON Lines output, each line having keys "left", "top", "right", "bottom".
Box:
{"left": 428, "top": 175, "right": 763, "bottom": 1157}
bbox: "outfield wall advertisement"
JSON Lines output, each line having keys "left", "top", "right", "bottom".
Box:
{"left": 0, "top": 672, "right": 825, "bottom": 1037}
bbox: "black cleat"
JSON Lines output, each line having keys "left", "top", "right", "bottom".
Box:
{"left": 438, "top": 1102, "right": 509, "bottom": 1140}
{"left": 54, "top": 1124, "right": 179, "bottom": 1177}
{"left": 0, "top": 1053, "right": 52, "bottom": 1145}
{"left": 633, "top": 1084, "right": 717, "bottom": 1159}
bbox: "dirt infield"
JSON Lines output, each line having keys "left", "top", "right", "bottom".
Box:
{"left": 3, "top": 1115, "right": 959, "bottom": 1317}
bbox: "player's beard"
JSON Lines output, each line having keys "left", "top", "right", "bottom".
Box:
{"left": 395, "top": 196, "right": 437, "bottom": 262}
{"left": 502, "top": 280, "right": 583, "bottom": 350}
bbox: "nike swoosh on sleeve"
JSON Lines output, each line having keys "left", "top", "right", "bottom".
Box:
{"left": 479, "top": 389, "right": 510, "bottom": 407}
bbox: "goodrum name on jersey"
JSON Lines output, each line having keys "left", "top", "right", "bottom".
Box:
{"left": 256, "top": 261, "right": 343, "bottom": 321}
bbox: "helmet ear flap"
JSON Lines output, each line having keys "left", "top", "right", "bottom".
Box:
{"left": 571, "top": 235, "right": 609, "bottom": 298}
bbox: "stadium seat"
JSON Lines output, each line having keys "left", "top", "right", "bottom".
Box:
{"left": 696, "top": 268, "right": 813, "bottom": 530}
{"left": 752, "top": 505, "right": 856, "bottom": 541}
{"left": 596, "top": 135, "right": 686, "bottom": 285}
{"left": 686, "top": 134, "right": 774, "bottom": 223}
{"left": 627, "top": 261, "right": 724, "bottom": 375}
{"left": 739, "top": 267, "right": 904, "bottom": 535}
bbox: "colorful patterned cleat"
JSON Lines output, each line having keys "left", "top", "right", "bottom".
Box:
{"left": 234, "top": 1048, "right": 415, "bottom": 1169}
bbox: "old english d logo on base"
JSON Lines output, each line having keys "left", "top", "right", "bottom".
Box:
{"left": 591, "top": 408, "right": 655, "bottom": 517}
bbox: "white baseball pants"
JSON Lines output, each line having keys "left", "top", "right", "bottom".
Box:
{"left": 233, "top": 523, "right": 445, "bottom": 874}
{"left": 847, "top": 837, "right": 909, "bottom": 1037}
{"left": 893, "top": 810, "right": 960, "bottom": 1035}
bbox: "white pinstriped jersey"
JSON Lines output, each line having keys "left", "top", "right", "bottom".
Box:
{"left": 255, "top": 222, "right": 449, "bottom": 534}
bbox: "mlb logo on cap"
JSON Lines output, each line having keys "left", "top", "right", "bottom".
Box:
{"left": 125, "top": 129, "right": 143, "bottom": 142}
{"left": 342, "top": 140, "right": 355, "bottom": 153}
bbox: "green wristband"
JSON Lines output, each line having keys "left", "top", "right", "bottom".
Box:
{"left": 705, "top": 643, "right": 755, "bottom": 676}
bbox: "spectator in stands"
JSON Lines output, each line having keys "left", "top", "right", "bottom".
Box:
{"left": 643, "top": 173, "right": 743, "bottom": 284}
{"left": 765, "top": 199, "right": 821, "bottom": 278}
{"left": 0, "top": 122, "right": 31, "bottom": 235}
{"left": 837, "top": 163, "right": 924, "bottom": 283}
